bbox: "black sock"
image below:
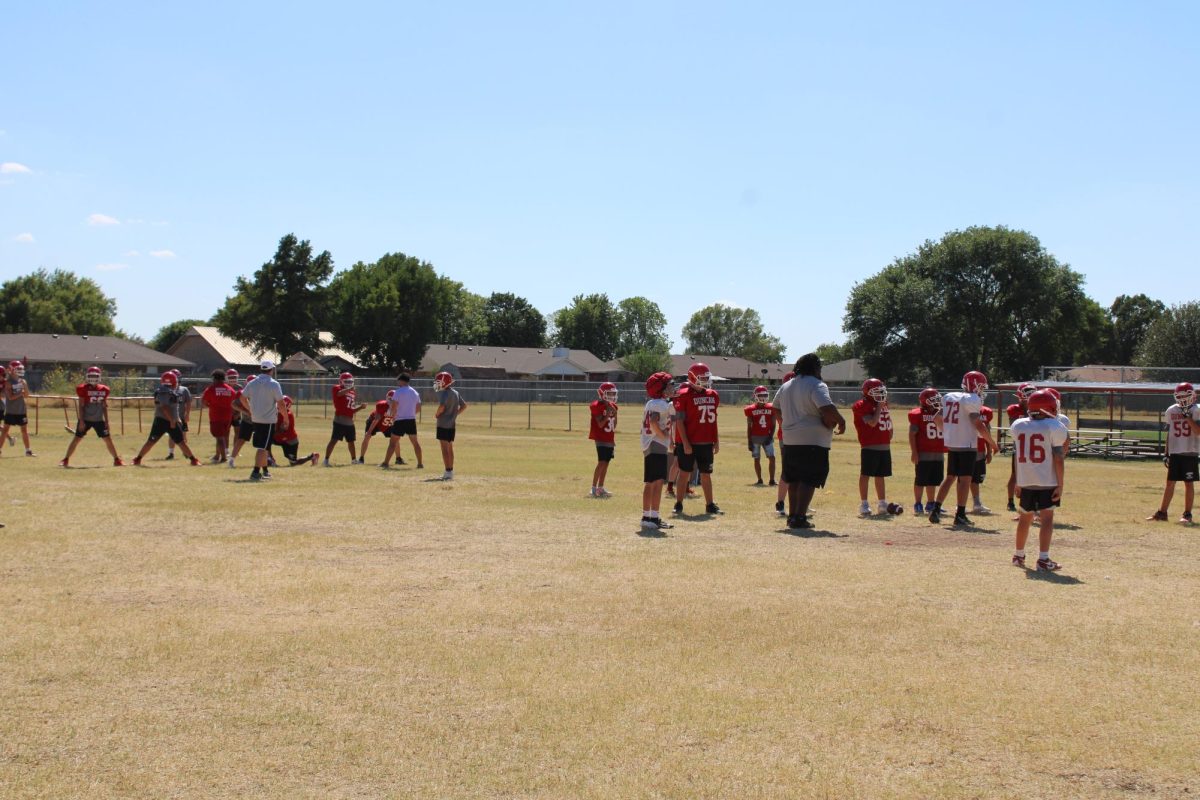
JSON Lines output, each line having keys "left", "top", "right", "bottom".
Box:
{"left": 957, "top": 505, "right": 966, "bottom": 515}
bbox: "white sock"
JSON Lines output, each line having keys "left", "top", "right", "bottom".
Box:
{"left": 642, "top": 508, "right": 651, "bottom": 517}
{"left": 1039, "top": 551, "right": 1050, "bottom": 561}
{"left": 1014, "top": 549, "right": 1025, "bottom": 558}
{"left": 649, "top": 510, "right": 659, "bottom": 519}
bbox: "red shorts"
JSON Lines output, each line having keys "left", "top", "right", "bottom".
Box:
{"left": 209, "top": 418, "right": 232, "bottom": 438}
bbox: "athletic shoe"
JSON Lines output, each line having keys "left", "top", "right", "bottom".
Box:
{"left": 666, "top": 486, "right": 675, "bottom": 497}
{"left": 416, "top": 463, "right": 424, "bottom": 469}
{"left": 706, "top": 503, "right": 722, "bottom": 514}
{"left": 210, "top": 455, "right": 222, "bottom": 463}
{"left": 1006, "top": 500, "right": 1017, "bottom": 512}
{"left": 914, "top": 502, "right": 924, "bottom": 515}
{"left": 654, "top": 518, "right": 674, "bottom": 530}
{"left": 1146, "top": 510, "right": 1169, "bottom": 521}
{"left": 755, "top": 478, "right": 764, "bottom": 486}
{"left": 928, "top": 505, "right": 942, "bottom": 524}
{"left": 876, "top": 500, "right": 889, "bottom": 515}
{"left": 972, "top": 503, "right": 992, "bottom": 515}
{"left": 397, "top": 457, "right": 407, "bottom": 465}
{"left": 165, "top": 452, "right": 175, "bottom": 461}
{"left": 113, "top": 458, "right": 125, "bottom": 467}
{"left": 442, "top": 471, "right": 454, "bottom": 481}
{"left": 132, "top": 456, "right": 142, "bottom": 466}
{"left": 323, "top": 459, "right": 332, "bottom": 467}
{"left": 379, "top": 462, "right": 391, "bottom": 469}
{"left": 775, "top": 500, "right": 786, "bottom": 516}
{"left": 260, "top": 471, "right": 272, "bottom": 480}
{"left": 1011, "top": 554, "right": 1026, "bottom": 568}
{"left": 673, "top": 501, "right": 684, "bottom": 514}
{"left": 308, "top": 453, "right": 319, "bottom": 466}
{"left": 189, "top": 457, "right": 202, "bottom": 466}
{"left": 249, "top": 471, "right": 262, "bottom": 482}
{"left": 640, "top": 516, "right": 657, "bottom": 530}
{"left": 769, "top": 479, "right": 777, "bottom": 486}
{"left": 1182, "top": 511, "right": 1194, "bottom": 524}
{"left": 227, "top": 458, "right": 236, "bottom": 469}
{"left": 1036, "top": 557, "right": 1061, "bottom": 572}
{"left": 859, "top": 501, "right": 872, "bottom": 517}
{"left": 58, "top": 458, "right": 69, "bottom": 467}
{"left": 597, "top": 488, "right": 613, "bottom": 499}
{"left": 952, "top": 511, "right": 973, "bottom": 527}
{"left": 787, "top": 515, "right": 813, "bottom": 529}
{"left": 886, "top": 502, "right": 904, "bottom": 515}
{"left": 24, "top": 450, "right": 35, "bottom": 457}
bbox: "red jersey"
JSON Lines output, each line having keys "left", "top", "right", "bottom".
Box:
{"left": 852, "top": 398, "right": 893, "bottom": 447}
{"left": 75, "top": 383, "right": 111, "bottom": 422}
{"left": 674, "top": 386, "right": 720, "bottom": 444}
{"left": 273, "top": 410, "right": 297, "bottom": 443}
{"left": 372, "top": 399, "right": 393, "bottom": 433}
{"left": 588, "top": 399, "right": 617, "bottom": 444}
{"left": 976, "top": 406, "right": 994, "bottom": 453}
{"left": 908, "top": 407, "right": 946, "bottom": 454}
{"left": 744, "top": 402, "right": 776, "bottom": 439}
{"left": 1005, "top": 403, "right": 1025, "bottom": 424}
{"left": 332, "top": 385, "right": 360, "bottom": 418}
{"left": 202, "top": 382, "right": 238, "bottom": 422}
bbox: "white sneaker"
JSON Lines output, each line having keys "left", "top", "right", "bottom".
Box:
{"left": 859, "top": 501, "right": 872, "bottom": 517}
{"left": 227, "top": 457, "right": 235, "bottom": 469}
{"left": 597, "top": 488, "right": 612, "bottom": 499}
{"left": 324, "top": 459, "right": 332, "bottom": 467}
{"left": 973, "top": 503, "right": 992, "bottom": 515}
{"left": 876, "top": 500, "right": 889, "bottom": 515}
{"left": 442, "top": 471, "right": 454, "bottom": 481}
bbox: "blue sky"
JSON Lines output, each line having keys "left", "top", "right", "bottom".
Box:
{"left": 2, "top": 1, "right": 1197, "bottom": 360}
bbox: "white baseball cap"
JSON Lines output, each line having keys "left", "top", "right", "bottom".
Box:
{"left": 260, "top": 359, "right": 276, "bottom": 371}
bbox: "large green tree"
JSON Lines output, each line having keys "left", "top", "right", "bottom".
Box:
{"left": 0, "top": 268, "right": 118, "bottom": 336}
{"left": 1110, "top": 293, "right": 1166, "bottom": 365}
{"left": 616, "top": 297, "right": 671, "bottom": 357}
{"left": 148, "top": 318, "right": 207, "bottom": 352}
{"left": 553, "top": 293, "right": 621, "bottom": 361}
{"left": 326, "top": 252, "right": 442, "bottom": 372}
{"left": 681, "top": 304, "right": 785, "bottom": 363}
{"left": 434, "top": 279, "right": 488, "bottom": 345}
{"left": 1136, "top": 302, "right": 1200, "bottom": 375}
{"left": 482, "top": 292, "right": 547, "bottom": 348}
{"left": 619, "top": 349, "right": 674, "bottom": 380}
{"left": 212, "top": 234, "right": 333, "bottom": 358}
{"left": 843, "top": 226, "right": 1101, "bottom": 385}
{"left": 815, "top": 341, "right": 856, "bottom": 365}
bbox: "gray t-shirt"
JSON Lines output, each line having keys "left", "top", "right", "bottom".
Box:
{"left": 153, "top": 385, "right": 179, "bottom": 421}
{"left": 774, "top": 375, "right": 835, "bottom": 448}
{"left": 242, "top": 373, "right": 285, "bottom": 423}
{"left": 436, "top": 388, "right": 464, "bottom": 429}
{"left": 176, "top": 385, "right": 192, "bottom": 422}
{"left": 6, "top": 378, "right": 26, "bottom": 415}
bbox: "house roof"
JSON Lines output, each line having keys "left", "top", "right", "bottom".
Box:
{"left": 819, "top": 358, "right": 866, "bottom": 384}
{"left": 169, "top": 326, "right": 362, "bottom": 369}
{"left": 1043, "top": 365, "right": 1145, "bottom": 383}
{"left": 0, "top": 333, "right": 193, "bottom": 369}
{"left": 666, "top": 354, "right": 791, "bottom": 382}
{"left": 422, "top": 344, "right": 610, "bottom": 377}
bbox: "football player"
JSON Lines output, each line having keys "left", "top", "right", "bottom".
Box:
{"left": 744, "top": 385, "right": 777, "bottom": 487}
{"left": 324, "top": 372, "right": 365, "bottom": 466}
{"left": 969, "top": 403, "right": 995, "bottom": 514}
{"left": 853, "top": 378, "right": 901, "bottom": 516}
{"left": 201, "top": 369, "right": 237, "bottom": 463}
{"left": 928, "top": 370, "right": 997, "bottom": 526}
{"left": 0, "top": 360, "right": 35, "bottom": 457}
{"left": 228, "top": 373, "right": 256, "bottom": 468}
{"left": 588, "top": 382, "right": 618, "bottom": 498}
{"left": 433, "top": 371, "right": 467, "bottom": 480}
{"left": 361, "top": 389, "right": 396, "bottom": 465}
{"left": 1004, "top": 382, "right": 1037, "bottom": 511}
{"left": 59, "top": 366, "right": 124, "bottom": 467}
{"left": 132, "top": 371, "right": 202, "bottom": 466}
{"left": 640, "top": 371, "right": 675, "bottom": 531}
{"left": 1009, "top": 389, "right": 1069, "bottom": 571}
{"left": 1147, "top": 382, "right": 1200, "bottom": 524}
{"left": 908, "top": 388, "right": 945, "bottom": 514}
{"left": 271, "top": 396, "right": 318, "bottom": 466}
{"left": 165, "top": 369, "right": 191, "bottom": 460}
{"left": 672, "top": 362, "right": 722, "bottom": 516}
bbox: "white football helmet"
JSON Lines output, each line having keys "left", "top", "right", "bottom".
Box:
{"left": 753, "top": 385, "right": 769, "bottom": 403}
{"left": 85, "top": 365, "right": 102, "bottom": 385}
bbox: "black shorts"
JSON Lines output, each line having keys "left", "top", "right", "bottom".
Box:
{"left": 860, "top": 448, "right": 892, "bottom": 478}
{"left": 436, "top": 426, "right": 456, "bottom": 442}
{"left": 947, "top": 450, "right": 977, "bottom": 477}
{"left": 237, "top": 420, "right": 255, "bottom": 442}
{"left": 1018, "top": 488, "right": 1060, "bottom": 512}
{"left": 972, "top": 456, "right": 987, "bottom": 484}
{"left": 914, "top": 459, "right": 944, "bottom": 487}
{"left": 674, "top": 443, "right": 715, "bottom": 474}
{"left": 595, "top": 443, "right": 615, "bottom": 462}
{"left": 781, "top": 444, "right": 830, "bottom": 489}
{"left": 331, "top": 421, "right": 356, "bottom": 443}
{"left": 391, "top": 418, "right": 417, "bottom": 437}
{"left": 643, "top": 452, "right": 668, "bottom": 483}
{"left": 75, "top": 419, "right": 110, "bottom": 439}
{"left": 3, "top": 413, "right": 27, "bottom": 427}
{"left": 281, "top": 440, "right": 299, "bottom": 461}
{"left": 149, "top": 416, "right": 185, "bottom": 444}
{"left": 252, "top": 422, "right": 275, "bottom": 450}
{"left": 1167, "top": 453, "right": 1200, "bottom": 482}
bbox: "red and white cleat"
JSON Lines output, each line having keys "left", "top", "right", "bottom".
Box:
{"left": 1035, "top": 558, "right": 1061, "bottom": 572}
{"left": 1011, "top": 554, "right": 1026, "bottom": 568}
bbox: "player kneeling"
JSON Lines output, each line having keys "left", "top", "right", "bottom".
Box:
{"left": 1009, "top": 389, "right": 1068, "bottom": 572}
{"left": 271, "top": 396, "right": 318, "bottom": 466}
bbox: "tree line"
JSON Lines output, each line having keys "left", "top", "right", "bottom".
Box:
{"left": 1, "top": 226, "right": 1191, "bottom": 381}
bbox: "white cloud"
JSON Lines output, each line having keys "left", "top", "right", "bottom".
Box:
{"left": 149, "top": 249, "right": 177, "bottom": 258}
{"left": 95, "top": 263, "right": 130, "bottom": 272}
{"left": 87, "top": 213, "right": 120, "bottom": 226}
{"left": 0, "top": 162, "right": 32, "bottom": 175}
{"left": 13, "top": 233, "right": 34, "bottom": 243}
{"left": 123, "top": 250, "right": 141, "bottom": 257}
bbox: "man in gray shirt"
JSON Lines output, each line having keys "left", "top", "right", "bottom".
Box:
{"left": 239, "top": 360, "right": 288, "bottom": 482}
{"left": 433, "top": 371, "right": 467, "bottom": 480}
{"left": 773, "top": 353, "right": 846, "bottom": 529}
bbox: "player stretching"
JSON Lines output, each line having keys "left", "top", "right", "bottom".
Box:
{"left": 362, "top": 390, "right": 396, "bottom": 465}
{"left": 589, "top": 382, "right": 618, "bottom": 497}
{"left": 59, "top": 365, "right": 124, "bottom": 467}
{"left": 928, "top": 371, "right": 996, "bottom": 527}
{"left": 132, "top": 372, "right": 202, "bottom": 466}
{"left": 0, "top": 360, "right": 35, "bottom": 456}
{"left": 1009, "top": 389, "right": 1068, "bottom": 571}
{"left": 272, "top": 396, "right": 318, "bottom": 466}
{"left": 744, "top": 385, "right": 777, "bottom": 487}
{"left": 324, "top": 372, "right": 365, "bottom": 466}
{"left": 1147, "top": 382, "right": 1200, "bottom": 524}
{"left": 908, "top": 388, "right": 945, "bottom": 514}
{"left": 1004, "top": 382, "right": 1036, "bottom": 511}
{"left": 672, "top": 362, "right": 722, "bottom": 516}
{"left": 853, "top": 378, "right": 901, "bottom": 516}
{"left": 640, "top": 372, "right": 675, "bottom": 531}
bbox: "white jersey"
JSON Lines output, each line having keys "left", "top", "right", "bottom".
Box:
{"left": 641, "top": 398, "right": 674, "bottom": 453}
{"left": 1010, "top": 416, "right": 1068, "bottom": 488}
{"left": 1166, "top": 403, "right": 1200, "bottom": 456}
{"left": 940, "top": 391, "right": 982, "bottom": 450}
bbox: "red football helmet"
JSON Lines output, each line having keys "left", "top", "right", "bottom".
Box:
{"left": 961, "top": 370, "right": 988, "bottom": 394}
{"left": 85, "top": 365, "right": 102, "bottom": 385}
{"left": 9, "top": 360, "right": 25, "bottom": 378}
{"left": 1045, "top": 387, "right": 1062, "bottom": 413}
{"left": 161, "top": 371, "right": 178, "bottom": 387}
{"left": 687, "top": 362, "right": 712, "bottom": 388}
{"left": 919, "top": 387, "right": 942, "bottom": 412}
{"left": 753, "top": 385, "right": 769, "bottom": 403}
{"left": 1026, "top": 389, "right": 1058, "bottom": 419}
{"left": 283, "top": 395, "right": 293, "bottom": 408}
{"left": 339, "top": 371, "right": 354, "bottom": 388}
{"left": 244, "top": 374, "right": 256, "bottom": 383}
{"left": 386, "top": 389, "right": 395, "bottom": 399}
{"left": 597, "top": 382, "right": 618, "bottom": 403}
{"left": 1175, "top": 382, "right": 1195, "bottom": 407}
{"left": 225, "top": 368, "right": 239, "bottom": 384}
{"left": 861, "top": 378, "right": 887, "bottom": 403}
{"left": 645, "top": 371, "right": 672, "bottom": 399}
{"left": 782, "top": 371, "right": 795, "bottom": 382}
{"left": 434, "top": 372, "right": 454, "bottom": 391}
{"left": 169, "top": 369, "right": 181, "bottom": 378}
{"left": 1016, "top": 382, "right": 1038, "bottom": 403}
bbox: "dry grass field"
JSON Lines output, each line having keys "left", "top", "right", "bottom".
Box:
{"left": 2, "top": 404, "right": 1198, "bottom": 799}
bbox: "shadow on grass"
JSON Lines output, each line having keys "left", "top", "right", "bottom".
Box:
{"left": 422, "top": 477, "right": 450, "bottom": 483}
{"left": 223, "top": 478, "right": 276, "bottom": 484}
{"left": 61, "top": 465, "right": 106, "bottom": 471}
{"left": 779, "top": 526, "right": 846, "bottom": 539}
{"left": 636, "top": 527, "right": 668, "bottom": 538}
{"left": 1054, "top": 523, "right": 1083, "bottom": 530}
{"left": 1024, "top": 570, "right": 1085, "bottom": 585}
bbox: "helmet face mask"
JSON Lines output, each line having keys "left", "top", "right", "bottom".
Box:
{"left": 1175, "top": 382, "right": 1195, "bottom": 407}
{"left": 862, "top": 378, "right": 887, "bottom": 403}
{"left": 434, "top": 372, "right": 454, "bottom": 392}
{"left": 753, "top": 385, "right": 769, "bottom": 404}
{"left": 961, "top": 371, "right": 988, "bottom": 395}
{"left": 687, "top": 362, "right": 711, "bottom": 389}
{"left": 919, "top": 388, "right": 942, "bottom": 412}
{"left": 1016, "top": 382, "right": 1038, "bottom": 404}
{"left": 340, "top": 372, "right": 354, "bottom": 389}
{"left": 226, "top": 369, "right": 239, "bottom": 385}
{"left": 85, "top": 366, "right": 101, "bottom": 385}
{"left": 9, "top": 360, "right": 25, "bottom": 378}
{"left": 597, "top": 382, "right": 618, "bottom": 404}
